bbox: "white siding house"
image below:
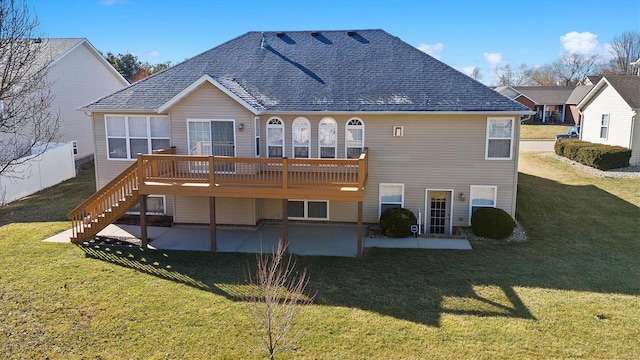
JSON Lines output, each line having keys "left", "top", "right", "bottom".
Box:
{"left": 44, "top": 39, "right": 128, "bottom": 159}
{"left": 578, "top": 75, "right": 640, "bottom": 166}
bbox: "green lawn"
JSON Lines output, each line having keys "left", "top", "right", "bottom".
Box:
{"left": 521, "top": 124, "right": 572, "bottom": 140}
{"left": 1, "top": 154, "right": 639, "bottom": 359}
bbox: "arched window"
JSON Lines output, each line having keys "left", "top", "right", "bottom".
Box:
{"left": 292, "top": 117, "right": 310, "bottom": 158}
{"left": 345, "top": 118, "right": 365, "bottom": 158}
{"left": 318, "top": 117, "right": 337, "bottom": 158}
{"left": 266, "top": 117, "right": 284, "bottom": 158}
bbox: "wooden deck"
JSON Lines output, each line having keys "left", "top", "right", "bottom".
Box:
{"left": 137, "top": 150, "right": 368, "bottom": 201}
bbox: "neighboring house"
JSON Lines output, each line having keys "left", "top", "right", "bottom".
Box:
{"left": 72, "top": 29, "right": 531, "bottom": 255}
{"left": 40, "top": 38, "right": 128, "bottom": 159}
{"left": 495, "top": 85, "right": 591, "bottom": 125}
{"left": 578, "top": 75, "right": 640, "bottom": 166}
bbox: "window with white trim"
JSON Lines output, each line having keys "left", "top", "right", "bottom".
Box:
{"left": 127, "top": 195, "right": 166, "bottom": 215}
{"left": 346, "top": 118, "right": 364, "bottom": 158}
{"left": 292, "top": 117, "right": 311, "bottom": 158}
{"left": 105, "top": 115, "right": 170, "bottom": 160}
{"left": 187, "top": 119, "right": 235, "bottom": 156}
{"left": 254, "top": 117, "right": 260, "bottom": 157}
{"left": 379, "top": 183, "right": 404, "bottom": 218}
{"left": 267, "top": 117, "right": 284, "bottom": 158}
{"left": 319, "top": 117, "right": 337, "bottom": 158}
{"left": 288, "top": 200, "right": 329, "bottom": 220}
{"left": 485, "top": 117, "right": 513, "bottom": 160}
{"left": 600, "top": 114, "right": 609, "bottom": 139}
{"left": 469, "top": 185, "right": 497, "bottom": 223}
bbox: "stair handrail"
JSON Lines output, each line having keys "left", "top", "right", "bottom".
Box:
{"left": 67, "top": 160, "right": 140, "bottom": 219}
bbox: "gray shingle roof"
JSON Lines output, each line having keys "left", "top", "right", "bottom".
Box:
{"left": 83, "top": 30, "right": 530, "bottom": 113}
{"left": 34, "top": 38, "right": 85, "bottom": 71}
{"left": 566, "top": 85, "right": 593, "bottom": 104}
{"left": 512, "top": 86, "right": 576, "bottom": 105}
{"left": 604, "top": 75, "right": 640, "bottom": 109}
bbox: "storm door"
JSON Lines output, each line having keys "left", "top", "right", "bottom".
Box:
{"left": 425, "top": 190, "right": 453, "bottom": 235}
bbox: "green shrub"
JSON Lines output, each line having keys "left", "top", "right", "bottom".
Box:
{"left": 379, "top": 208, "right": 417, "bottom": 238}
{"left": 575, "top": 145, "right": 631, "bottom": 170}
{"left": 562, "top": 140, "right": 595, "bottom": 160}
{"left": 554, "top": 139, "right": 570, "bottom": 156}
{"left": 471, "top": 208, "right": 515, "bottom": 240}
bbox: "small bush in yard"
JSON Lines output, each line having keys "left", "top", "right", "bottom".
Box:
{"left": 575, "top": 145, "right": 631, "bottom": 170}
{"left": 471, "top": 208, "right": 515, "bottom": 240}
{"left": 379, "top": 208, "right": 417, "bottom": 238}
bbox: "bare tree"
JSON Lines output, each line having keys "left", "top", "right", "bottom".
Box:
{"left": 0, "top": 0, "right": 59, "bottom": 176}
{"left": 523, "top": 65, "right": 558, "bottom": 86}
{"left": 470, "top": 67, "right": 482, "bottom": 81}
{"left": 550, "top": 53, "right": 603, "bottom": 86}
{"left": 607, "top": 31, "right": 640, "bottom": 75}
{"left": 242, "top": 240, "right": 315, "bottom": 359}
{"left": 494, "top": 64, "right": 532, "bottom": 86}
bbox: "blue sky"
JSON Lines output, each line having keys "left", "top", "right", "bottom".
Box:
{"left": 30, "top": 0, "right": 640, "bottom": 84}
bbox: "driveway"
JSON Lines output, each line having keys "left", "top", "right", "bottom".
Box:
{"left": 520, "top": 140, "right": 555, "bottom": 152}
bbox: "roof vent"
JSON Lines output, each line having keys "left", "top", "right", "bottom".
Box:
{"left": 311, "top": 31, "right": 319, "bottom": 37}
{"left": 34, "top": 38, "right": 42, "bottom": 44}
{"left": 260, "top": 32, "right": 267, "bottom": 49}
{"left": 346, "top": 31, "right": 356, "bottom": 37}
{"left": 276, "top": 32, "right": 284, "bottom": 38}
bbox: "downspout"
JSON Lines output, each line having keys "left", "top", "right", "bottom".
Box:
{"left": 629, "top": 113, "right": 637, "bottom": 163}
{"left": 84, "top": 111, "right": 99, "bottom": 191}
{"left": 578, "top": 109, "right": 583, "bottom": 139}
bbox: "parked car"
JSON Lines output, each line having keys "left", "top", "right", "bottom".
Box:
{"left": 556, "top": 126, "right": 580, "bottom": 140}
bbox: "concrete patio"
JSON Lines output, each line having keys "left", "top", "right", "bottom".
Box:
{"left": 45, "top": 223, "right": 472, "bottom": 257}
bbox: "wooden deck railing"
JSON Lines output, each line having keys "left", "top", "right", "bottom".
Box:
{"left": 140, "top": 150, "right": 367, "bottom": 188}
{"left": 138, "top": 149, "right": 368, "bottom": 199}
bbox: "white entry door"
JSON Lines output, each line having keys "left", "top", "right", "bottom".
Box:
{"left": 425, "top": 190, "right": 453, "bottom": 235}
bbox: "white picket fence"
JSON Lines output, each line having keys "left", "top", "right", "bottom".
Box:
{"left": 0, "top": 142, "right": 76, "bottom": 205}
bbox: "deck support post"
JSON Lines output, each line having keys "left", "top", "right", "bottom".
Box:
{"left": 139, "top": 194, "right": 148, "bottom": 249}
{"left": 282, "top": 199, "right": 289, "bottom": 250}
{"left": 209, "top": 197, "right": 217, "bottom": 252}
{"left": 357, "top": 201, "right": 363, "bottom": 257}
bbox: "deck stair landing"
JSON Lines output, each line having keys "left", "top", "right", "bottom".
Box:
{"left": 67, "top": 162, "right": 139, "bottom": 243}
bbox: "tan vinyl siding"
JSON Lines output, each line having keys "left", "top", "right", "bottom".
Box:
{"left": 329, "top": 201, "right": 358, "bottom": 222}
{"left": 93, "top": 112, "right": 135, "bottom": 189}
{"left": 168, "top": 82, "right": 254, "bottom": 157}
{"left": 262, "top": 199, "right": 281, "bottom": 220}
{"left": 92, "top": 112, "right": 174, "bottom": 216}
{"left": 173, "top": 196, "right": 255, "bottom": 225}
{"left": 263, "top": 113, "right": 519, "bottom": 225}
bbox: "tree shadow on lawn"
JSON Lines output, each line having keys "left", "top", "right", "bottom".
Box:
{"left": 77, "top": 173, "right": 640, "bottom": 327}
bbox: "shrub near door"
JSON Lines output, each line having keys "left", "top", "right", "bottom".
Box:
{"left": 379, "top": 208, "right": 417, "bottom": 238}
{"left": 471, "top": 208, "right": 515, "bottom": 240}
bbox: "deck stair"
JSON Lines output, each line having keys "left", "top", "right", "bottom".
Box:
{"left": 67, "top": 162, "right": 140, "bottom": 243}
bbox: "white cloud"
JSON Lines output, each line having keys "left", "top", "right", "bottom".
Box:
{"left": 560, "top": 31, "right": 598, "bottom": 54}
{"left": 483, "top": 52, "right": 503, "bottom": 67}
{"left": 458, "top": 66, "right": 476, "bottom": 75}
{"left": 417, "top": 42, "right": 444, "bottom": 59}
{"left": 147, "top": 51, "right": 160, "bottom": 58}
